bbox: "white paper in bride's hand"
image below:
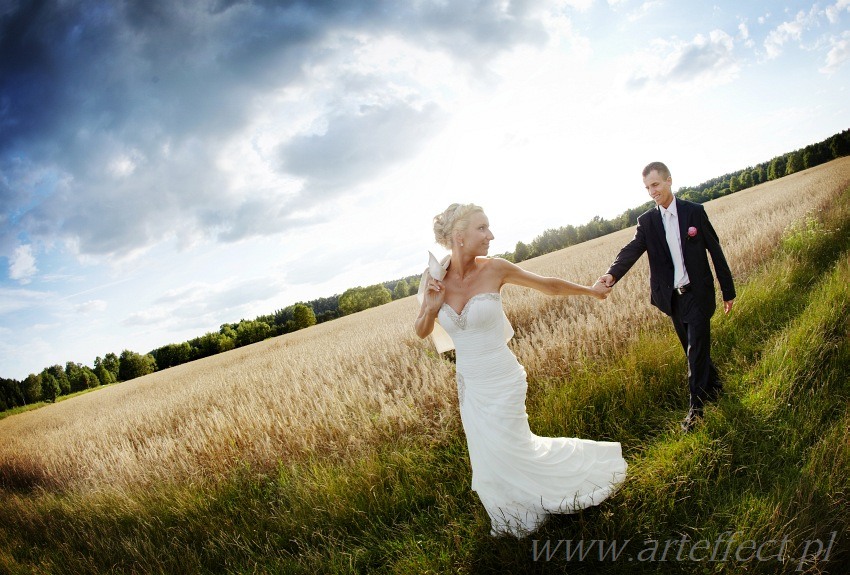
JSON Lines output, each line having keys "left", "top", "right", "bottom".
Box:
{"left": 428, "top": 251, "right": 447, "bottom": 281}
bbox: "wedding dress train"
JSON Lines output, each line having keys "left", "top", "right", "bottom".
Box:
{"left": 438, "top": 292, "right": 627, "bottom": 537}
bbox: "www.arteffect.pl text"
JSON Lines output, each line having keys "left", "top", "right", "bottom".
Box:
{"left": 531, "top": 530, "right": 838, "bottom": 571}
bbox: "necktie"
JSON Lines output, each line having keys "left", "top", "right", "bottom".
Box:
{"left": 664, "top": 210, "right": 686, "bottom": 288}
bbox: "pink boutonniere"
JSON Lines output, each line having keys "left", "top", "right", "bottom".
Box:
{"left": 687, "top": 226, "right": 698, "bottom": 240}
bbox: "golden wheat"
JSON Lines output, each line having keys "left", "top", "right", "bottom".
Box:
{"left": 2, "top": 158, "right": 849, "bottom": 494}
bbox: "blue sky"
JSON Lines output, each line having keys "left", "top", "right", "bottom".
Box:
{"left": 1, "top": 0, "right": 849, "bottom": 379}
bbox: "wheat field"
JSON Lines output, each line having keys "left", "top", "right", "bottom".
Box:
{"left": 2, "top": 158, "right": 850, "bottom": 495}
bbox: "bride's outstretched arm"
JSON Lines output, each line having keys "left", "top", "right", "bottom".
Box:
{"left": 494, "top": 258, "right": 611, "bottom": 300}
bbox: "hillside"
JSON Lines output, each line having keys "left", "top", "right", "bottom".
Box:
{"left": 1, "top": 158, "right": 849, "bottom": 574}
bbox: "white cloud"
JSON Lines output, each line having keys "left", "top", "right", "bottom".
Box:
{"left": 825, "top": 0, "right": 850, "bottom": 24}
{"left": 625, "top": 29, "right": 739, "bottom": 90}
{"left": 75, "top": 300, "right": 108, "bottom": 314}
{"left": 0, "top": 287, "right": 50, "bottom": 315}
{"left": 763, "top": 10, "right": 809, "bottom": 59}
{"left": 107, "top": 152, "right": 141, "bottom": 178}
{"left": 738, "top": 21, "right": 756, "bottom": 48}
{"left": 122, "top": 307, "right": 171, "bottom": 327}
{"left": 820, "top": 31, "right": 850, "bottom": 73}
{"left": 559, "top": 0, "right": 594, "bottom": 10}
{"left": 122, "top": 275, "right": 288, "bottom": 331}
{"left": 626, "top": 1, "right": 661, "bottom": 22}
{"left": 8, "top": 245, "right": 37, "bottom": 284}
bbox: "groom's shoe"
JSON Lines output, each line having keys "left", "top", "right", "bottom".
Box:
{"left": 680, "top": 408, "right": 704, "bottom": 433}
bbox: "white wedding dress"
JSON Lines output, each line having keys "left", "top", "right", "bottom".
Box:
{"left": 438, "top": 292, "right": 627, "bottom": 537}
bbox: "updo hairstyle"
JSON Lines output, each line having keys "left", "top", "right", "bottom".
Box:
{"left": 433, "top": 203, "right": 484, "bottom": 249}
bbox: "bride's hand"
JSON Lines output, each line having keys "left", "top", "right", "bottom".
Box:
{"left": 423, "top": 278, "right": 446, "bottom": 313}
{"left": 590, "top": 280, "right": 612, "bottom": 300}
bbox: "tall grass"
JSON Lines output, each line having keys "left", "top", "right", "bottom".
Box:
{"left": 1, "top": 159, "right": 850, "bottom": 574}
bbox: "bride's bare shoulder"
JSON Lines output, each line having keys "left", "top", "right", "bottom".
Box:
{"left": 479, "top": 256, "right": 514, "bottom": 269}
{"left": 478, "top": 256, "right": 517, "bottom": 280}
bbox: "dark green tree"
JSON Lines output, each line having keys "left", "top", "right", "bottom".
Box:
{"left": 80, "top": 367, "right": 99, "bottom": 389}
{"left": 729, "top": 175, "right": 741, "bottom": 193}
{"left": 43, "top": 365, "right": 70, "bottom": 395}
{"left": 190, "top": 332, "right": 235, "bottom": 359}
{"left": 272, "top": 307, "right": 294, "bottom": 333}
{"left": 576, "top": 216, "right": 613, "bottom": 244}
{"left": 152, "top": 342, "right": 192, "bottom": 369}
{"left": 829, "top": 132, "right": 850, "bottom": 158}
{"left": 41, "top": 373, "right": 60, "bottom": 403}
{"left": 66, "top": 362, "right": 89, "bottom": 393}
{"left": 514, "top": 241, "right": 532, "bottom": 262}
{"left": 235, "top": 320, "right": 271, "bottom": 347}
{"left": 339, "top": 285, "right": 392, "bottom": 315}
{"left": 408, "top": 276, "right": 421, "bottom": 294}
{"left": 118, "top": 350, "right": 156, "bottom": 381}
{"left": 291, "top": 303, "right": 317, "bottom": 330}
{"left": 308, "top": 296, "right": 340, "bottom": 320}
{"left": 22, "top": 374, "right": 42, "bottom": 404}
{"left": 94, "top": 364, "right": 117, "bottom": 386}
{"left": 220, "top": 324, "right": 238, "bottom": 341}
{"left": 804, "top": 142, "right": 829, "bottom": 169}
{"left": 392, "top": 280, "right": 410, "bottom": 300}
{"left": 66, "top": 362, "right": 99, "bottom": 392}
{"left": 95, "top": 353, "right": 120, "bottom": 383}
{"left": 785, "top": 152, "right": 801, "bottom": 175}
{"left": 768, "top": 156, "right": 786, "bottom": 180}
{"left": 0, "top": 377, "right": 24, "bottom": 409}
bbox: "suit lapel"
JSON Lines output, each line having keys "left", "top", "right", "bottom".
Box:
{"left": 675, "top": 198, "right": 691, "bottom": 243}
{"left": 649, "top": 207, "right": 674, "bottom": 266}
{"left": 651, "top": 207, "right": 665, "bottom": 240}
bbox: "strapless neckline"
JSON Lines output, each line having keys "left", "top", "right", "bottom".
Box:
{"left": 442, "top": 292, "right": 500, "bottom": 316}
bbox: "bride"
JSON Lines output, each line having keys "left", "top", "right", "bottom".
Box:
{"left": 415, "top": 203, "right": 627, "bottom": 537}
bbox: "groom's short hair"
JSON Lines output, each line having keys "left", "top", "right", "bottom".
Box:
{"left": 642, "top": 161, "right": 670, "bottom": 180}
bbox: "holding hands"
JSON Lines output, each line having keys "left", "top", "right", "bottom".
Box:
{"left": 590, "top": 279, "right": 613, "bottom": 300}
{"left": 597, "top": 273, "right": 616, "bottom": 288}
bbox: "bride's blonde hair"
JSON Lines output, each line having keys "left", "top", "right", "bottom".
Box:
{"left": 433, "top": 203, "right": 484, "bottom": 249}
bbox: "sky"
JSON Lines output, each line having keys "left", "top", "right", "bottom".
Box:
{"left": 1, "top": 0, "right": 849, "bottom": 380}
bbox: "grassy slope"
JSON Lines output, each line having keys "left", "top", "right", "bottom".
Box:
{"left": 1, "top": 188, "right": 849, "bottom": 575}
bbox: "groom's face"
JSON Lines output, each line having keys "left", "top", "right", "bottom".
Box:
{"left": 644, "top": 170, "right": 674, "bottom": 209}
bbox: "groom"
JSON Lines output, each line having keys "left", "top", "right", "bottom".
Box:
{"left": 599, "top": 162, "right": 736, "bottom": 432}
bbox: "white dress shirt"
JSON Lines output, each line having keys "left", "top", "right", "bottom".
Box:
{"left": 659, "top": 200, "right": 690, "bottom": 289}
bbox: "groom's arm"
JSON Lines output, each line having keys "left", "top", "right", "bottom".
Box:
{"left": 699, "top": 208, "right": 736, "bottom": 303}
{"left": 603, "top": 219, "right": 649, "bottom": 285}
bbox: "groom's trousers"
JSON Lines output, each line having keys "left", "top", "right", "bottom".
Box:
{"left": 669, "top": 290, "right": 720, "bottom": 411}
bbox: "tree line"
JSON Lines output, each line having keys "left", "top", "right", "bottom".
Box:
{"left": 2, "top": 128, "right": 849, "bottom": 413}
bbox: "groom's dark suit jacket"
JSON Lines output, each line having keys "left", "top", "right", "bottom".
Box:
{"left": 607, "top": 198, "right": 736, "bottom": 318}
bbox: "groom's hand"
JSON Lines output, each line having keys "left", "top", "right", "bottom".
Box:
{"left": 597, "top": 274, "right": 616, "bottom": 288}
{"left": 590, "top": 280, "right": 611, "bottom": 299}
{"left": 723, "top": 299, "right": 734, "bottom": 314}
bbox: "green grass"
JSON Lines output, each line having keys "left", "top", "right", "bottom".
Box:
{"left": 1, "top": 189, "right": 849, "bottom": 574}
